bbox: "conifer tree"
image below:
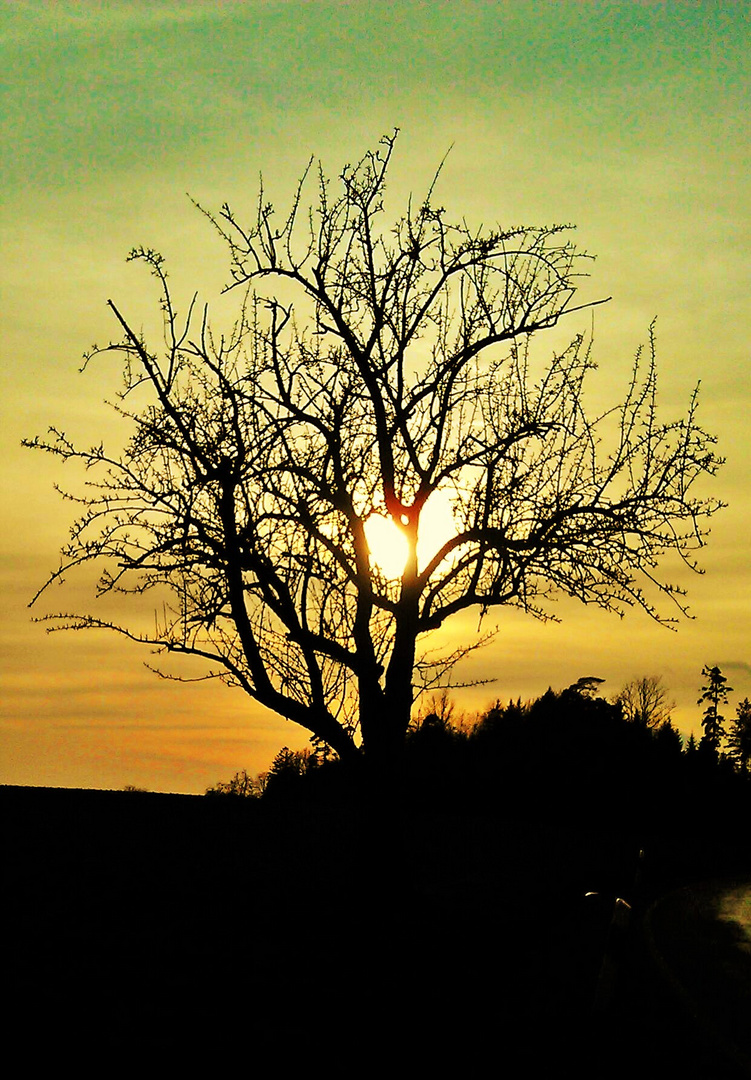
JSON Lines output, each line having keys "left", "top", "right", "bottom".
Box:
{"left": 726, "top": 698, "right": 751, "bottom": 773}
{"left": 697, "top": 665, "right": 733, "bottom": 755}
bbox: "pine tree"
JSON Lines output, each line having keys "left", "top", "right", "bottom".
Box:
{"left": 697, "top": 665, "right": 733, "bottom": 756}
{"left": 726, "top": 698, "right": 751, "bottom": 773}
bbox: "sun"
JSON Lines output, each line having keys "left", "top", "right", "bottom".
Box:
{"left": 364, "top": 488, "right": 457, "bottom": 580}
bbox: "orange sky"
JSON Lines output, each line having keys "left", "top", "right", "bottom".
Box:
{"left": 2, "top": 2, "right": 749, "bottom": 792}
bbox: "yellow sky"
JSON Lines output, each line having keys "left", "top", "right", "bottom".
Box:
{"left": 1, "top": 1, "right": 749, "bottom": 792}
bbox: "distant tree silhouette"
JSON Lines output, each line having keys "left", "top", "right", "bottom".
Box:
{"left": 567, "top": 676, "right": 605, "bottom": 698}
{"left": 27, "top": 130, "right": 724, "bottom": 778}
{"left": 697, "top": 664, "right": 733, "bottom": 756}
{"left": 652, "top": 718, "right": 683, "bottom": 755}
{"left": 726, "top": 698, "right": 751, "bottom": 774}
{"left": 205, "top": 768, "right": 266, "bottom": 797}
{"left": 263, "top": 746, "right": 321, "bottom": 801}
{"left": 409, "top": 689, "right": 464, "bottom": 735}
{"left": 475, "top": 696, "right": 531, "bottom": 735}
{"left": 613, "top": 675, "right": 675, "bottom": 729}
{"left": 269, "top": 746, "right": 315, "bottom": 777}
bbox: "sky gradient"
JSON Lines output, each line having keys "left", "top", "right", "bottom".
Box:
{"left": 2, "top": 1, "right": 749, "bottom": 793}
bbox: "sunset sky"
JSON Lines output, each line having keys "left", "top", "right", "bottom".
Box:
{"left": 2, "top": 1, "right": 749, "bottom": 793}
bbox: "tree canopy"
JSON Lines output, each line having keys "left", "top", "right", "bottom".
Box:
{"left": 27, "top": 132, "right": 724, "bottom": 768}
{"left": 613, "top": 675, "right": 675, "bottom": 729}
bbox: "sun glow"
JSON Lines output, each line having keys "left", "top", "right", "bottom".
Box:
{"left": 364, "top": 488, "right": 457, "bottom": 580}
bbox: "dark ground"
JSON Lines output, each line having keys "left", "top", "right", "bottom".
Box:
{"left": 3, "top": 784, "right": 750, "bottom": 1072}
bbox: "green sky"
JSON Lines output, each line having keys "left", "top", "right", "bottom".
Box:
{"left": 2, "top": 1, "right": 749, "bottom": 792}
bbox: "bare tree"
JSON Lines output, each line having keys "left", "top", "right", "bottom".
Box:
{"left": 26, "top": 132, "right": 724, "bottom": 774}
{"left": 613, "top": 675, "right": 675, "bottom": 729}
{"left": 205, "top": 768, "right": 267, "bottom": 798}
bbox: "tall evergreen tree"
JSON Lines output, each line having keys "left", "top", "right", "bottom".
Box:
{"left": 726, "top": 698, "right": 751, "bottom": 773}
{"left": 697, "top": 665, "right": 733, "bottom": 755}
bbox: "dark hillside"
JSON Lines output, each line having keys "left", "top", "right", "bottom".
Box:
{"left": 3, "top": 785, "right": 367, "bottom": 1058}
{"left": 3, "top": 761, "right": 750, "bottom": 1071}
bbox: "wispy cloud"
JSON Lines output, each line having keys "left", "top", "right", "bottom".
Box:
{"left": 1, "top": 2, "right": 235, "bottom": 49}
{"left": 719, "top": 661, "right": 751, "bottom": 676}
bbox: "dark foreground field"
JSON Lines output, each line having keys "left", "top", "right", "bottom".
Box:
{"left": 3, "top": 784, "right": 750, "bottom": 1073}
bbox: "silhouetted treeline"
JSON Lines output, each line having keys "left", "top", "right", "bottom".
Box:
{"left": 211, "top": 685, "right": 751, "bottom": 884}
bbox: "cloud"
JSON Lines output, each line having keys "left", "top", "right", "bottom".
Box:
{"left": 2, "top": 2, "right": 231, "bottom": 49}
{"left": 719, "top": 661, "right": 751, "bottom": 676}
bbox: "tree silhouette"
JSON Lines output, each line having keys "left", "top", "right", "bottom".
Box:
{"left": 613, "top": 675, "right": 675, "bottom": 729}
{"left": 27, "top": 132, "right": 723, "bottom": 774}
{"left": 205, "top": 768, "right": 266, "bottom": 797}
{"left": 697, "top": 664, "right": 733, "bottom": 755}
{"left": 726, "top": 698, "right": 751, "bottom": 774}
